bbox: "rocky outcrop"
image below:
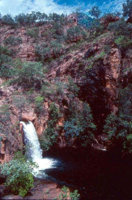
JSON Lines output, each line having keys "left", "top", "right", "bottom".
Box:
{"left": 100, "top": 15, "right": 119, "bottom": 28}
{"left": 104, "top": 47, "right": 121, "bottom": 114}
{"left": 22, "top": 110, "right": 37, "bottom": 122}
{"left": 0, "top": 24, "right": 51, "bottom": 61}
{"left": 0, "top": 135, "right": 6, "bottom": 164}
{"left": 1, "top": 180, "right": 71, "bottom": 200}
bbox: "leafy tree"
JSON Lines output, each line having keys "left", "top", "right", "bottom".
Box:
{"left": 104, "top": 114, "right": 130, "bottom": 140}
{"left": 104, "top": 84, "right": 132, "bottom": 153}
{"left": 0, "top": 152, "right": 34, "bottom": 197}
{"left": 15, "top": 13, "right": 28, "bottom": 26}
{"left": 77, "top": 12, "right": 98, "bottom": 29}
{"left": 64, "top": 103, "right": 96, "bottom": 146}
{"left": 26, "top": 12, "right": 38, "bottom": 24}
{"left": 89, "top": 6, "right": 101, "bottom": 19}
{"left": 123, "top": 0, "right": 132, "bottom": 19}
{"left": 1, "top": 14, "right": 15, "bottom": 25}
{"left": 15, "top": 13, "right": 37, "bottom": 26}
{"left": 35, "top": 12, "right": 48, "bottom": 23}
{"left": 40, "top": 103, "right": 60, "bottom": 151}
{"left": 49, "top": 13, "right": 63, "bottom": 22}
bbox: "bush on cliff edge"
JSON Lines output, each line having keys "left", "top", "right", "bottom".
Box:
{"left": 0, "top": 152, "right": 34, "bottom": 197}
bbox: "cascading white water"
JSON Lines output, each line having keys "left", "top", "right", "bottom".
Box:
{"left": 20, "top": 121, "right": 57, "bottom": 177}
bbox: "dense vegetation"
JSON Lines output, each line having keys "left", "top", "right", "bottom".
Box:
{"left": 0, "top": 152, "right": 34, "bottom": 197}
{"left": 0, "top": 0, "right": 132, "bottom": 198}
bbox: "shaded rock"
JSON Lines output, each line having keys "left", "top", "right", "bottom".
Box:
{"left": 0, "top": 185, "right": 6, "bottom": 197}
{"left": 84, "top": 47, "right": 98, "bottom": 59}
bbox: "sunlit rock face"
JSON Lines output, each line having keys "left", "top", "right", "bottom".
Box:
{"left": 0, "top": 134, "right": 6, "bottom": 164}
{"left": 22, "top": 110, "right": 37, "bottom": 122}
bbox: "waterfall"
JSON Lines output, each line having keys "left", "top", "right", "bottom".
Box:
{"left": 20, "top": 121, "right": 56, "bottom": 177}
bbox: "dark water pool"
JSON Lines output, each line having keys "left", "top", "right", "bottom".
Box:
{"left": 44, "top": 148, "right": 132, "bottom": 200}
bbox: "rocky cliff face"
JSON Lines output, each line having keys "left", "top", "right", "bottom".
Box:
{"left": 0, "top": 24, "right": 52, "bottom": 61}
{"left": 0, "top": 17, "right": 131, "bottom": 163}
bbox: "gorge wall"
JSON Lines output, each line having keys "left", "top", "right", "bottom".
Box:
{"left": 0, "top": 16, "right": 132, "bottom": 163}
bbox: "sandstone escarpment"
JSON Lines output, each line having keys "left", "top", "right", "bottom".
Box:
{"left": 0, "top": 17, "right": 132, "bottom": 161}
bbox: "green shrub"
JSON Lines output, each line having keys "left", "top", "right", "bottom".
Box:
{"left": 119, "top": 85, "right": 132, "bottom": 119}
{"left": 26, "top": 28, "right": 39, "bottom": 39}
{"left": 35, "top": 40, "right": 64, "bottom": 62}
{"left": 66, "top": 26, "right": 86, "bottom": 42}
{"left": 104, "top": 114, "right": 132, "bottom": 151}
{"left": 4, "top": 36, "right": 22, "bottom": 46}
{"left": 114, "top": 35, "right": 132, "bottom": 49}
{"left": 0, "top": 152, "right": 34, "bottom": 197}
{"left": 59, "top": 186, "right": 80, "bottom": 200}
{"left": 40, "top": 103, "right": 60, "bottom": 151}
{"left": 67, "top": 77, "right": 79, "bottom": 97}
{"left": 0, "top": 104, "right": 10, "bottom": 125}
{"left": 64, "top": 103, "right": 96, "bottom": 146}
{"left": 0, "top": 104, "right": 11, "bottom": 137}
{"left": 59, "top": 186, "right": 69, "bottom": 200}
{"left": 0, "top": 46, "right": 13, "bottom": 56}
{"left": 13, "top": 61, "right": 44, "bottom": 88}
{"left": 124, "top": 132, "right": 132, "bottom": 153}
{"left": 108, "top": 19, "right": 132, "bottom": 37}
{"left": 55, "top": 81, "right": 68, "bottom": 96}
{"left": 104, "top": 84, "right": 132, "bottom": 153}
{"left": 0, "top": 63, "right": 14, "bottom": 78}
{"left": 0, "top": 46, "right": 14, "bottom": 78}
{"left": 70, "top": 189, "right": 80, "bottom": 200}
{"left": 35, "top": 96, "right": 44, "bottom": 114}
{"left": 50, "top": 41, "right": 64, "bottom": 57}
{"left": 41, "top": 84, "right": 56, "bottom": 97}
{"left": 50, "top": 22, "right": 64, "bottom": 38}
